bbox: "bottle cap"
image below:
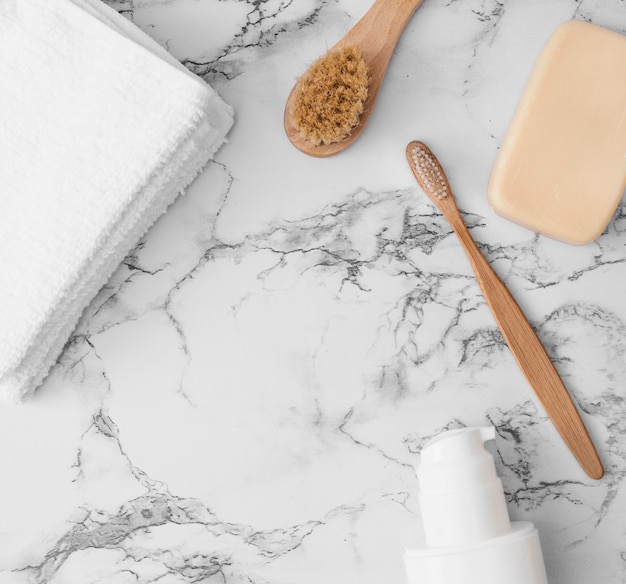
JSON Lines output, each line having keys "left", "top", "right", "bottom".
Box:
{"left": 417, "top": 426, "right": 498, "bottom": 496}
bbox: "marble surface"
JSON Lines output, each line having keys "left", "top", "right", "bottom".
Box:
{"left": 2, "top": 0, "right": 626, "bottom": 582}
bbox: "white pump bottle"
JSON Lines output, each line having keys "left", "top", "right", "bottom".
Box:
{"left": 405, "top": 426, "right": 549, "bottom": 584}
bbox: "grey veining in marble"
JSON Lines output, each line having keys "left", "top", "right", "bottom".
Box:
{"left": 1, "top": 1, "right": 626, "bottom": 583}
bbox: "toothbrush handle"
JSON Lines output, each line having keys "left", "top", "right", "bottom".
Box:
{"left": 450, "top": 219, "right": 604, "bottom": 480}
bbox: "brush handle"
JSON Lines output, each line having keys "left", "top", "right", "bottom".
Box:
{"left": 447, "top": 214, "right": 604, "bottom": 479}
{"left": 334, "top": 0, "right": 425, "bottom": 100}
{"left": 336, "top": 0, "right": 426, "bottom": 58}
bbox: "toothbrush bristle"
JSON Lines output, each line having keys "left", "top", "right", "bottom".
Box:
{"left": 407, "top": 142, "right": 450, "bottom": 200}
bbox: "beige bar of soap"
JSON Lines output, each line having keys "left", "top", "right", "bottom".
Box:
{"left": 488, "top": 20, "right": 626, "bottom": 244}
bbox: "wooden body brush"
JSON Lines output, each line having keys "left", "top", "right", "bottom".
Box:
{"left": 406, "top": 141, "right": 604, "bottom": 480}
{"left": 284, "top": 0, "right": 426, "bottom": 157}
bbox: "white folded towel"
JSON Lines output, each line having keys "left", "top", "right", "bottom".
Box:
{"left": 0, "top": 0, "right": 234, "bottom": 402}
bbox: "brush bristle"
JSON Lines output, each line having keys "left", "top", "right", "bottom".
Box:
{"left": 289, "top": 46, "right": 369, "bottom": 146}
{"left": 407, "top": 142, "right": 450, "bottom": 200}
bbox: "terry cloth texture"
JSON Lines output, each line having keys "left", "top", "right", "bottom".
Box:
{"left": 0, "top": 0, "right": 234, "bottom": 402}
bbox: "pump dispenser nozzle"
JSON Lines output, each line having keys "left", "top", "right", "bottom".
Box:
{"left": 405, "top": 426, "right": 548, "bottom": 584}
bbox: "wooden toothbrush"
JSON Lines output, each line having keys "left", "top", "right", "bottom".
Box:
{"left": 406, "top": 141, "right": 604, "bottom": 480}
